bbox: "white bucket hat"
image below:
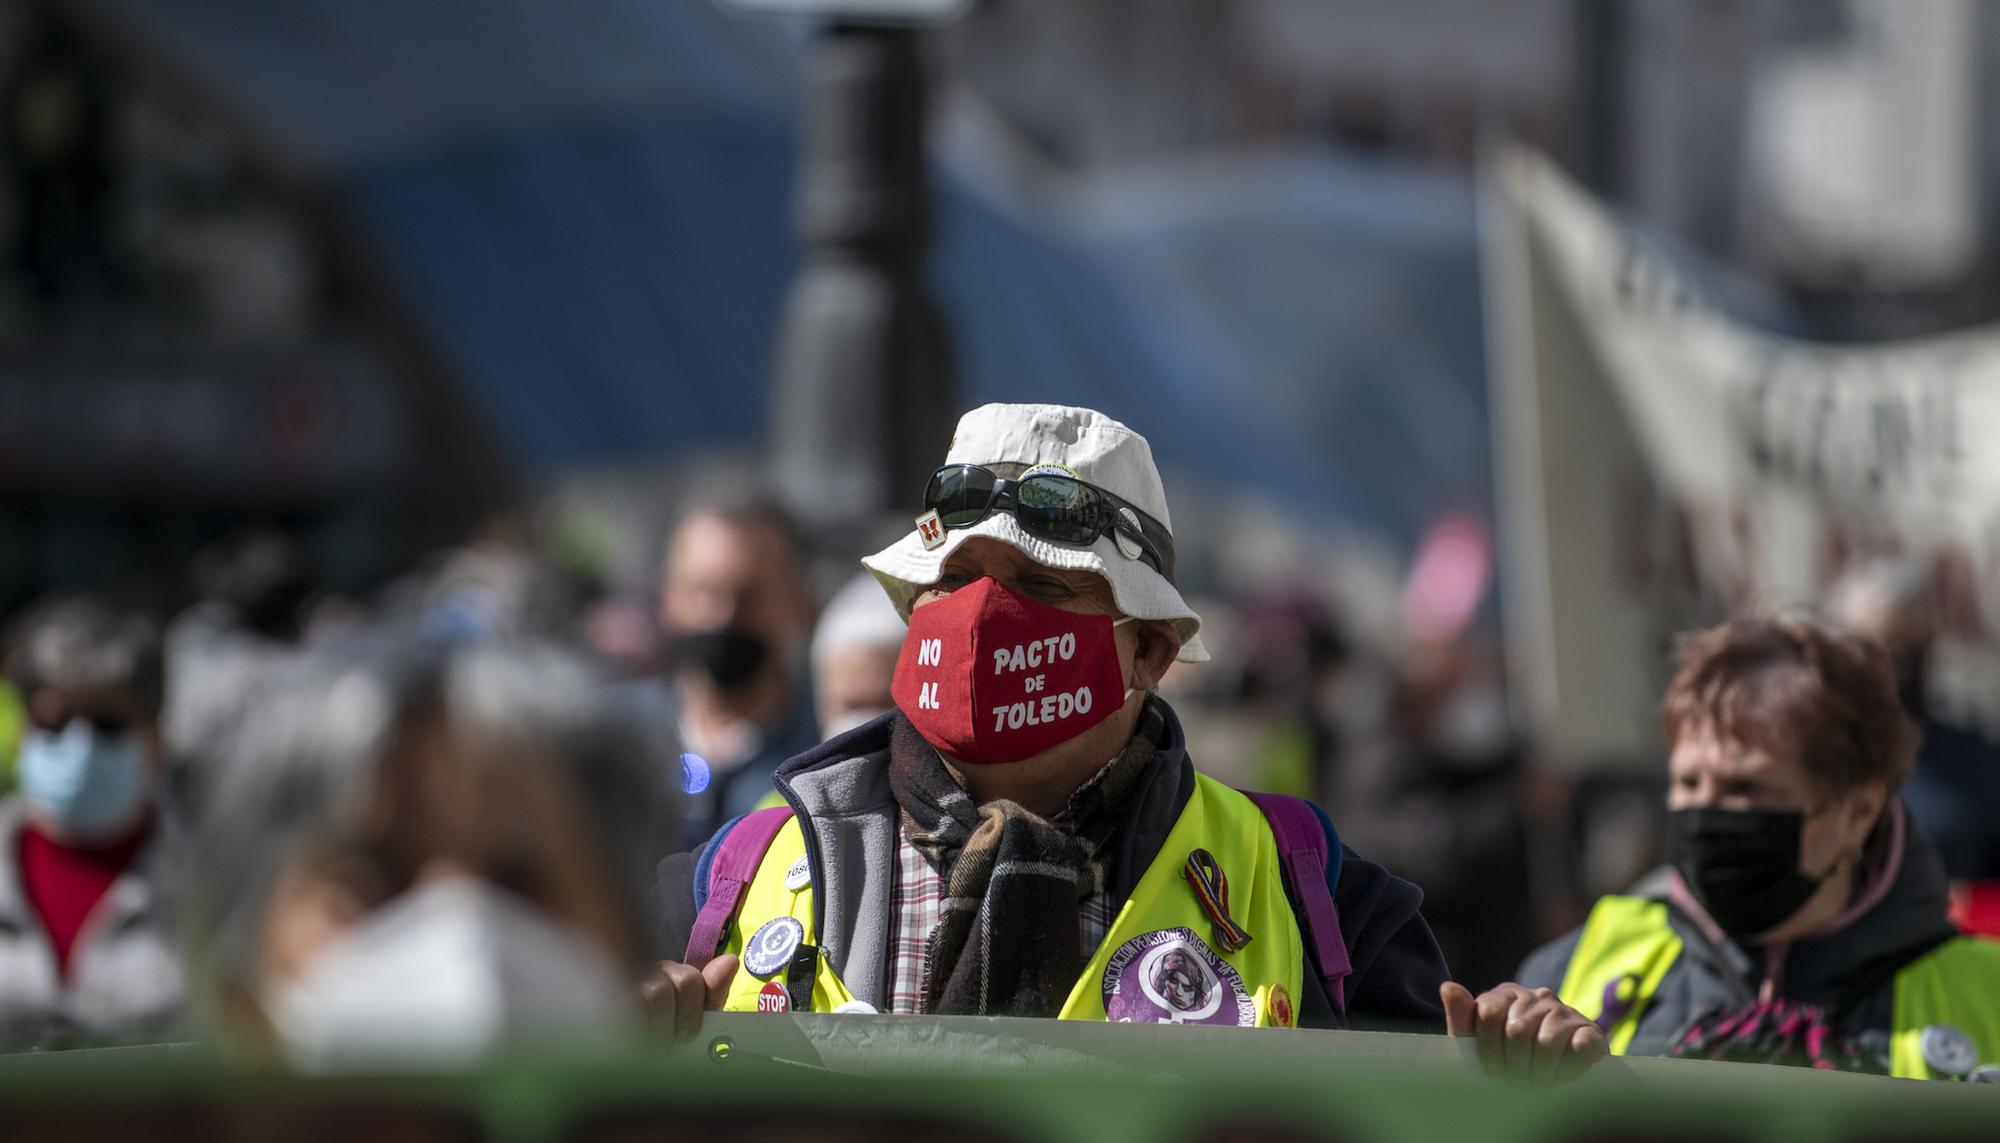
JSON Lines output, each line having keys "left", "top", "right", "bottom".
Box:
{"left": 862, "top": 403, "right": 1209, "bottom": 663}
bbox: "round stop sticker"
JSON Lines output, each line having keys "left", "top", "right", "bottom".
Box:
{"left": 757, "top": 980, "right": 791, "bottom": 1013}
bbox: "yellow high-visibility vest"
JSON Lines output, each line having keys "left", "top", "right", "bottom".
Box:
{"left": 1558, "top": 894, "right": 2000, "bottom": 1080}
{"left": 717, "top": 772, "right": 1306, "bottom": 1026}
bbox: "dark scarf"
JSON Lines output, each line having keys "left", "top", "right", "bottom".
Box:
{"left": 888, "top": 701, "right": 1164, "bottom": 1017}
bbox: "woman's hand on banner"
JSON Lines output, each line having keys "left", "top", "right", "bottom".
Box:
{"left": 1441, "top": 980, "right": 1608, "bottom": 1085}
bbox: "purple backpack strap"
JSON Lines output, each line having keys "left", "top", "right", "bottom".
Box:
{"left": 1243, "top": 791, "right": 1351, "bottom": 1015}
{"left": 684, "top": 806, "right": 796, "bottom": 967}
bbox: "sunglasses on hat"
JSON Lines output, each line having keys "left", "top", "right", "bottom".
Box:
{"left": 921, "top": 463, "right": 1177, "bottom": 584}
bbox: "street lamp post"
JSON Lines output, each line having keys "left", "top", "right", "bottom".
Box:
{"left": 757, "top": 8, "right": 963, "bottom": 558}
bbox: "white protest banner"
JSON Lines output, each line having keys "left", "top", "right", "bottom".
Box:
{"left": 1485, "top": 147, "right": 2000, "bottom": 770}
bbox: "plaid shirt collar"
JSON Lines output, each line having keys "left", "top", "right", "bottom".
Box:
{"left": 885, "top": 819, "right": 1114, "bottom": 1014}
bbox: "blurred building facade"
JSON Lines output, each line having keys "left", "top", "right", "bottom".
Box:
{"left": 0, "top": 3, "right": 506, "bottom": 615}
{"left": 6, "top": 0, "right": 1994, "bottom": 615}
{"left": 942, "top": 0, "right": 2000, "bottom": 339}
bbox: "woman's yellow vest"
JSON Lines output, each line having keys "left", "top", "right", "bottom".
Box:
{"left": 715, "top": 772, "right": 1306, "bottom": 1025}
{"left": 1557, "top": 894, "right": 2000, "bottom": 1080}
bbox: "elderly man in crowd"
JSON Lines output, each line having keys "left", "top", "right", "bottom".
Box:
{"left": 650, "top": 403, "right": 1602, "bottom": 1082}
{"left": 0, "top": 598, "right": 184, "bottom": 1049}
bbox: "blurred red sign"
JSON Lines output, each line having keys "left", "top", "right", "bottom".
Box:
{"left": 0, "top": 345, "right": 406, "bottom": 503}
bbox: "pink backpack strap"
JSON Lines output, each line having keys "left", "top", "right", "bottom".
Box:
{"left": 684, "top": 806, "right": 796, "bottom": 967}
{"left": 1243, "top": 791, "right": 1351, "bottom": 1016}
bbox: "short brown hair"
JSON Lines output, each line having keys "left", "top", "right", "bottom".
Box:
{"left": 1661, "top": 616, "right": 1917, "bottom": 800}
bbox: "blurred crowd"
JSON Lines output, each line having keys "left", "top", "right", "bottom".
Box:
{"left": 1, "top": 484, "right": 1997, "bottom": 1064}
{"left": 0, "top": 495, "right": 902, "bottom": 1060}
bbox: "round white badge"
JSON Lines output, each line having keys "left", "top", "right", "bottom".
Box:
{"left": 1920, "top": 1024, "right": 1979, "bottom": 1079}
{"left": 1968, "top": 1064, "right": 2000, "bottom": 1084}
{"left": 743, "top": 916, "right": 805, "bottom": 978}
{"left": 1113, "top": 507, "right": 1145, "bottom": 562}
{"left": 833, "top": 1000, "right": 879, "bottom": 1015}
{"left": 784, "top": 856, "right": 812, "bottom": 892}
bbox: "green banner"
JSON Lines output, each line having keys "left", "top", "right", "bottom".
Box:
{"left": 0, "top": 1017, "right": 1992, "bottom": 1142}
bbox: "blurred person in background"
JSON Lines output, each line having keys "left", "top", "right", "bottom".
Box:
{"left": 810, "top": 570, "right": 908, "bottom": 741}
{"left": 1518, "top": 617, "right": 2000, "bottom": 1079}
{"left": 1332, "top": 636, "right": 1535, "bottom": 992}
{"left": 1325, "top": 511, "right": 1536, "bottom": 989}
{"left": 1827, "top": 559, "right": 2000, "bottom": 886}
{"left": 0, "top": 598, "right": 184, "bottom": 1049}
{"left": 1230, "top": 595, "right": 1350, "bottom": 800}
{"left": 409, "top": 531, "right": 583, "bottom": 645}
{"left": 178, "top": 632, "right": 680, "bottom": 1069}
{"left": 658, "top": 495, "right": 818, "bottom": 846}
{"left": 162, "top": 529, "right": 320, "bottom": 779}
{"left": 648, "top": 404, "right": 1604, "bottom": 1082}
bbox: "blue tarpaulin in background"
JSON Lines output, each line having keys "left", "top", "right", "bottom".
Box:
{"left": 96, "top": 0, "right": 1492, "bottom": 550}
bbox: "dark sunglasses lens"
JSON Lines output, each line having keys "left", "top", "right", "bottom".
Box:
{"left": 1014, "top": 475, "right": 1103, "bottom": 544}
{"left": 927, "top": 466, "right": 995, "bottom": 528}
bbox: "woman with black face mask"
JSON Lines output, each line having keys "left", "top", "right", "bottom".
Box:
{"left": 1516, "top": 617, "right": 2000, "bottom": 1081}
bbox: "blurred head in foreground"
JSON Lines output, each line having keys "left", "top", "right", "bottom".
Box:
{"left": 182, "top": 632, "right": 678, "bottom": 1068}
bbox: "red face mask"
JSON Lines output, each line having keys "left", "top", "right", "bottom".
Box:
{"left": 892, "top": 576, "right": 1132, "bottom": 765}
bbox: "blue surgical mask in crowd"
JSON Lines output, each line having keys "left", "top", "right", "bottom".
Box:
{"left": 18, "top": 721, "right": 151, "bottom": 842}
{"left": 263, "top": 874, "right": 635, "bottom": 1070}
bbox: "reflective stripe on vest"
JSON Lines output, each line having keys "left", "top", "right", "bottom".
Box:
{"left": 1890, "top": 936, "right": 2000, "bottom": 1080}
{"left": 1556, "top": 895, "right": 1683, "bottom": 1056}
{"left": 718, "top": 772, "right": 1305, "bottom": 1025}
{"left": 1561, "top": 897, "right": 2000, "bottom": 1079}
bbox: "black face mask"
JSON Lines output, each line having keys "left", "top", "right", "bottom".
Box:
{"left": 1664, "top": 807, "right": 1825, "bottom": 942}
{"left": 676, "top": 627, "right": 769, "bottom": 692}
